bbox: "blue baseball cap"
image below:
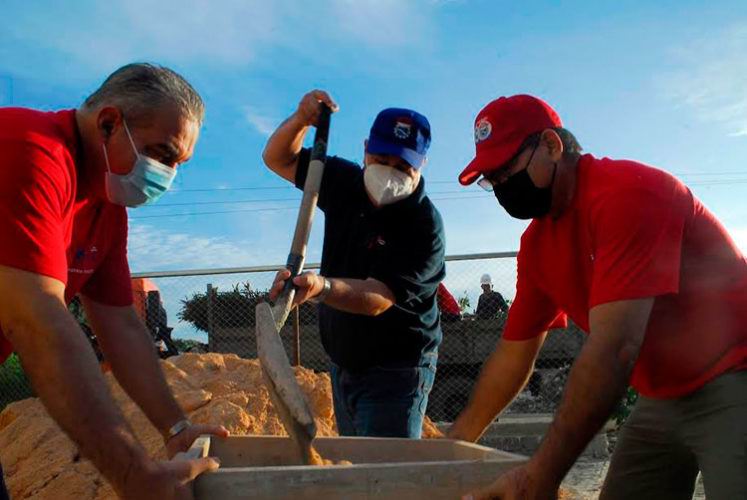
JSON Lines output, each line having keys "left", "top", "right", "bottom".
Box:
{"left": 367, "top": 108, "right": 431, "bottom": 169}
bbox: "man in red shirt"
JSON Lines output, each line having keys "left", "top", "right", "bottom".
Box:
{"left": 450, "top": 95, "right": 747, "bottom": 499}
{"left": 0, "top": 63, "right": 227, "bottom": 499}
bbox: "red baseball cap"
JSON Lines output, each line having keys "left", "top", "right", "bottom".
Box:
{"left": 458, "top": 94, "right": 562, "bottom": 186}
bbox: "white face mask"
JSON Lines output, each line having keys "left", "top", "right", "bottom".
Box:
{"left": 101, "top": 119, "right": 176, "bottom": 207}
{"left": 363, "top": 163, "right": 416, "bottom": 206}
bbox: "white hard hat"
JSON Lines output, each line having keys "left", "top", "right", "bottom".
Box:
{"left": 480, "top": 274, "right": 492, "bottom": 285}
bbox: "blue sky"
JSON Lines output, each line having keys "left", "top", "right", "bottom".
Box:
{"left": 2, "top": 0, "right": 747, "bottom": 274}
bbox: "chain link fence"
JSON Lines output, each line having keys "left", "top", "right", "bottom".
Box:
{"left": 0, "top": 354, "right": 33, "bottom": 409}
{"left": 0, "top": 252, "right": 585, "bottom": 420}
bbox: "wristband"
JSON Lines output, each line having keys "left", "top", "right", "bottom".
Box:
{"left": 165, "top": 418, "right": 191, "bottom": 441}
{"left": 308, "top": 277, "right": 332, "bottom": 304}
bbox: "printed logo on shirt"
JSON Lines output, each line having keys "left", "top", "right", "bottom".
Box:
{"left": 70, "top": 245, "right": 100, "bottom": 273}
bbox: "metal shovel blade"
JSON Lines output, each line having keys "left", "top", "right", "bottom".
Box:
{"left": 255, "top": 301, "right": 317, "bottom": 463}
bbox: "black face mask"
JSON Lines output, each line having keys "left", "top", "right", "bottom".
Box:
{"left": 493, "top": 154, "right": 557, "bottom": 220}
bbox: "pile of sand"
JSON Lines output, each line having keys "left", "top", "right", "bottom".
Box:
{"left": 0, "top": 353, "right": 442, "bottom": 499}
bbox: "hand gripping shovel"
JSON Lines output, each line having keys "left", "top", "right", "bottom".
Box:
{"left": 256, "top": 103, "right": 331, "bottom": 465}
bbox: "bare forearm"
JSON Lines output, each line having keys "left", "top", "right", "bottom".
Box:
{"left": 450, "top": 337, "right": 541, "bottom": 442}
{"left": 263, "top": 90, "right": 337, "bottom": 180}
{"left": 6, "top": 301, "right": 147, "bottom": 490}
{"left": 530, "top": 339, "right": 631, "bottom": 484}
{"left": 324, "top": 277, "right": 395, "bottom": 316}
{"left": 93, "top": 313, "right": 185, "bottom": 437}
{"left": 529, "top": 299, "right": 652, "bottom": 486}
{"left": 262, "top": 113, "right": 308, "bottom": 177}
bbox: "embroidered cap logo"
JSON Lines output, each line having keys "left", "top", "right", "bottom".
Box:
{"left": 474, "top": 118, "right": 492, "bottom": 144}
{"left": 393, "top": 119, "right": 413, "bottom": 139}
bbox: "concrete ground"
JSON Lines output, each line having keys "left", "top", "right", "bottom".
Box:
{"left": 439, "top": 415, "right": 706, "bottom": 499}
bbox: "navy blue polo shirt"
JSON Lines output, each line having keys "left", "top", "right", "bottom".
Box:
{"left": 295, "top": 148, "right": 446, "bottom": 371}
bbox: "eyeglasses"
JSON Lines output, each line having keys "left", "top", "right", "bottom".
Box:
{"left": 476, "top": 159, "right": 520, "bottom": 192}
{"left": 476, "top": 135, "right": 541, "bottom": 192}
{"left": 477, "top": 175, "right": 499, "bottom": 192}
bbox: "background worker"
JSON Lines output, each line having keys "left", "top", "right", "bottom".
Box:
{"left": 475, "top": 273, "right": 508, "bottom": 319}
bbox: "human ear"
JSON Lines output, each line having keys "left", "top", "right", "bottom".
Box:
{"left": 542, "top": 129, "right": 564, "bottom": 161}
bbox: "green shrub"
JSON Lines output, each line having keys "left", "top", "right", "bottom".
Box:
{"left": 612, "top": 386, "right": 639, "bottom": 426}
{"left": 179, "top": 282, "right": 318, "bottom": 332}
{"left": 0, "top": 354, "right": 34, "bottom": 410}
{"left": 171, "top": 338, "right": 207, "bottom": 353}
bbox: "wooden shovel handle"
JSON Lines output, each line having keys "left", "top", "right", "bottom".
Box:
{"left": 274, "top": 103, "right": 332, "bottom": 325}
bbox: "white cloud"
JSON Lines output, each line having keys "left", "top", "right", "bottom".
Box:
{"left": 127, "top": 223, "right": 265, "bottom": 272}
{"left": 3, "top": 1, "right": 276, "bottom": 72}
{"left": 2, "top": 0, "right": 443, "bottom": 79}
{"left": 658, "top": 24, "right": 747, "bottom": 138}
{"left": 244, "top": 107, "right": 278, "bottom": 137}
{"left": 327, "top": 0, "right": 431, "bottom": 47}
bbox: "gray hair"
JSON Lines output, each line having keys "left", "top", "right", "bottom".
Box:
{"left": 83, "top": 63, "right": 205, "bottom": 125}
{"left": 521, "top": 127, "right": 583, "bottom": 157}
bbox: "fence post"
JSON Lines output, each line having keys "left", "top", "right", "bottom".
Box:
{"left": 292, "top": 306, "right": 301, "bottom": 366}
{"left": 206, "top": 284, "right": 215, "bottom": 351}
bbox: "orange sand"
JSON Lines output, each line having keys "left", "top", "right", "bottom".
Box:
{"left": 0, "top": 353, "right": 442, "bottom": 499}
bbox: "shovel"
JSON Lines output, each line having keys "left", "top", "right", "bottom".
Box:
{"left": 256, "top": 103, "right": 331, "bottom": 465}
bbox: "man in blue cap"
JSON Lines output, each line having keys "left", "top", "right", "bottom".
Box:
{"left": 263, "top": 90, "right": 445, "bottom": 438}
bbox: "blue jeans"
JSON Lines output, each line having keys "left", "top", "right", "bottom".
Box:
{"left": 330, "top": 361, "right": 436, "bottom": 438}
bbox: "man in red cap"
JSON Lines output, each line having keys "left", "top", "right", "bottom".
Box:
{"left": 450, "top": 95, "right": 747, "bottom": 499}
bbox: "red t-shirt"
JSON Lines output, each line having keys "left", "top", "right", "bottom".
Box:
{"left": 503, "top": 154, "right": 747, "bottom": 399}
{"left": 437, "top": 282, "right": 461, "bottom": 316}
{"left": 0, "top": 108, "right": 133, "bottom": 362}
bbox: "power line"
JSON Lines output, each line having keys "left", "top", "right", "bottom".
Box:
{"left": 130, "top": 194, "right": 493, "bottom": 220}
{"left": 675, "top": 171, "right": 747, "bottom": 177}
{"left": 170, "top": 185, "right": 293, "bottom": 193}
{"left": 131, "top": 178, "right": 747, "bottom": 220}
{"left": 165, "top": 172, "right": 745, "bottom": 195}
{"left": 149, "top": 178, "right": 747, "bottom": 209}
{"left": 148, "top": 196, "right": 300, "bottom": 207}
{"left": 131, "top": 206, "right": 296, "bottom": 219}
{"left": 688, "top": 179, "right": 747, "bottom": 186}
{"left": 142, "top": 190, "right": 479, "bottom": 208}
{"left": 169, "top": 179, "right": 461, "bottom": 193}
